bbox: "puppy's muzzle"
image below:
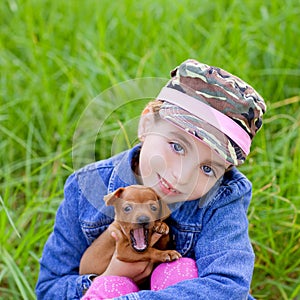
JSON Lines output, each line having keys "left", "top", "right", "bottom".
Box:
{"left": 130, "top": 215, "right": 151, "bottom": 252}
{"left": 137, "top": 215, "right": 150, "bottom": 226}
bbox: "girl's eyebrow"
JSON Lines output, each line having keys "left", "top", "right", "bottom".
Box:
{"left": 205, "top": 160, "right": 227, "bottom": 171}
{"left": 169, "top": 131, "right": 193, "bottom": 148}
{"left": 202, "top": 157, "right": 230, "bottom": 178}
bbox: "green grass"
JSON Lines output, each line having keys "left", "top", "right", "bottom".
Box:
{"left": 1, "top": 0, "right": 300, "bottom": 299}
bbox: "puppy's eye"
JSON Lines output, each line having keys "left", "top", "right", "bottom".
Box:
{"left": 150, "top": 205, "right": 158, "bottom": 212}
{"left": 123, "top": 205, "right": 133, "bottom": 213}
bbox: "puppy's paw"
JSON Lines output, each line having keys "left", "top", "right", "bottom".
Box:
{"left": 153, "top": 221, "right": 169, "bottom": 235}
{"left": 162, "top": 250, "right": 182, "bottom": 262}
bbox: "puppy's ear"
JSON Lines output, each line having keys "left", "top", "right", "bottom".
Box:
{"left": 103, "top": 187, "right": 125, "bottom": 206}
{"left": 159, "top": 200, "right": 171, "bottom": 220}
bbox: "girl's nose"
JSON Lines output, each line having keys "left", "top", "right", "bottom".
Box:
{"left": 170, "top": 158, "right": 193, "bottom": 185}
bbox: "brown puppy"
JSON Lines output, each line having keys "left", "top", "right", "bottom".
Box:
{"left": 79, "top": 185, "right": 181, "bottom": 275}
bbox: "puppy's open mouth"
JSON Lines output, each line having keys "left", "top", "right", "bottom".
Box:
{"left": 130, "top": 227, "right": 149, "bottom": 252}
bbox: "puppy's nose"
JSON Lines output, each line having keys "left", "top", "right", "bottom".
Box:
{"left": 137, "top": 215, "right": 150, "bottom": 225}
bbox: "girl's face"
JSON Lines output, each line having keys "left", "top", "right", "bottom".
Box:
{"left": 138, "top": 115, "right": 230, "bottom": 204}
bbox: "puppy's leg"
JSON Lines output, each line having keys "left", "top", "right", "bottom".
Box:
{"left": 148, "top": 247, "right": 182, "bottom": 263}
{"left": 151, "top": 221, "right": 170, "bottom": 249}
{"left": 151, "top": 221, "right": 181, "bottom": 263}
{"left": 79, "top": 222, "right": 121, "bottom": 275}
{"left": 153, "top": 221, "right": 169, "bottom": 235}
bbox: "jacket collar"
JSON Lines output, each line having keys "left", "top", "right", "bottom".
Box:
{"left": 108, "top": 144, "right": 141, "bottom": 193}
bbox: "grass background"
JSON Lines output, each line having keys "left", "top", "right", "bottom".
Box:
{"left": 1, "top": 0, "right": 300, "bottom": 299}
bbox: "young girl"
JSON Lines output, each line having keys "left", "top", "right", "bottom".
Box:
{"left": 36, "top": 59, "right": 266, "bottom": 299}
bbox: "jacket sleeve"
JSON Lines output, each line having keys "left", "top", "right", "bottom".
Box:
{"left": 115, "top": 174, "right": 255, "bottom": 300}
{"left": 36, "top": 173, "right": 94, "bottom": 300}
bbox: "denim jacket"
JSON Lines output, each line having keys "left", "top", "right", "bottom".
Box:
{"left": 36, "top": 144, "right": 255, "bottom": 300}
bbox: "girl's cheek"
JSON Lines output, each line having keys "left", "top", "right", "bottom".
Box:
{"left": 189, "top": 176, "right": 211, "bottom": 197}
{"left": 140, "top": 153, "right": 167, "bottom": 178}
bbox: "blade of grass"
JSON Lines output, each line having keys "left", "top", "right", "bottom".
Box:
{"left": 1, "top": 248, "right": 35, "bottom": 300}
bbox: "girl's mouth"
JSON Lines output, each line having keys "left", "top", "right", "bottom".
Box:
{"left": 158, "top": 174, "right": 180, "bottom": 195}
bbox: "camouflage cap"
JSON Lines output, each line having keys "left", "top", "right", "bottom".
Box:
{"left": 156, "top": 59, "right": 266, "bottom": 165}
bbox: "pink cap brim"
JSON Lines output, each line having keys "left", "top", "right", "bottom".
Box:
{"left": 156, "top": 87, "right": 251, "bottom": 155}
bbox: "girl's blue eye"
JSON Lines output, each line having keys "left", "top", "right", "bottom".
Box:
{"left": 201, "top": 165, "right": 215, "bottom": 177}
{"left": 170, "top": 142, "right": 185, "bottom": 154}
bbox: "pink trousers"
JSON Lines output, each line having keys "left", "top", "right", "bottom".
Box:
{"left": 82, "top": 258, "right": 198, "bottom": 300}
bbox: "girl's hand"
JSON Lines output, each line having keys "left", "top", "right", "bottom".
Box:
{"left": 101, "top": 250, "right": 154, "bottom": 284}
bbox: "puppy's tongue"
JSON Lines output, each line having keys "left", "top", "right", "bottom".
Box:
{"left": 132, "top": 228, "right": 147, "bottom": 251}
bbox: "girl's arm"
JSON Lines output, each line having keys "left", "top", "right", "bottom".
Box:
{"left": 36, "top": 173, "right": 93, "bottom": 299}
